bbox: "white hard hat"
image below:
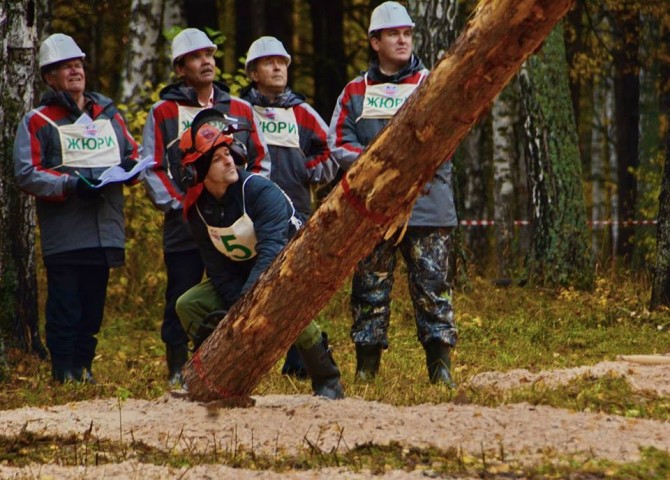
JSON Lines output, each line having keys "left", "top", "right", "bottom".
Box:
{"left": 368, "top": 1, "right": 415, "bottom": 35}
{"left": 245, "top": 36, "right": 291, "bottom": 72}
{"left": 171, "top": 28, "right": 217, "bottom": 65}
{"left": 38, "top": 33, "right": 86, "bottom": 69}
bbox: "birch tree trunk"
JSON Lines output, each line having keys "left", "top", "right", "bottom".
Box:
{"left": 409, "top": 0, "right": 460, "bottom": 67}
{"left": 518, "top": 24, "right": 593, "bottom": 289}
{"left": 120, "top": 0, "right": 184, "bottom": 105}
{"left": 183, "top": 0, "right": 576, "bottom": 402}
{"left": 492, "top": 81, "right": 520, "bottom": 279}
{"left": 590, "top": 79, "right": 614, "bottom": 262}
{"left": 0, "top": 0, "right": 44, "bottom": 361}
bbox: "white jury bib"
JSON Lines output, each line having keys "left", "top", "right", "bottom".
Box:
{"left": 197, "top": 175, "right": 258, "bottom": 261}
{"left": 177, "top": 105, "right": 204, "bottom": 139}
{"left": 358, "top": 71, "right": 426, "bottom": 121}
{"left": 35, "top": 110, "right": 121, "bottom": 168}
{"left": 253, "top": 106, "right": 300, "bottom": 148}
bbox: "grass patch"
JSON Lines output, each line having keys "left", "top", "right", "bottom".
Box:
{"left": 463, "top": 375, "right": 670, "bottom": 421}
{"left": 1, "top": 429, "right": 669, "bottom": 479}
{"left": 1, "top": 270, "right": 669, "bottom": 476}
{"left": 2, "top": 272, "right": 668, "bottom": 411}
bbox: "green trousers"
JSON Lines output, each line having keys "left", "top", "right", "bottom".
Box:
{"left": 175, "top": 278, "right": 322, "bottom": 350}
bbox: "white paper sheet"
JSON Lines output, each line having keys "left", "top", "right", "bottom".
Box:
{"left": 96, "top": 155, "right": 153, "bottom": 187}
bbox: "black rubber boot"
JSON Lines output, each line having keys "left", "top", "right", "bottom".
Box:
{"left": 281, "top": 345, "right": 308, "bottom": 379}
{"left": 52, "top": 364, "right": 76, "bottom": 383}
{"left": 299, "top": 338, "right": 345, "bottom": 400}
{"left": 72, "top": 366, "right": 97, "bottom": 384}
{"left": 355, "top": 344, "right": 382, "bottom": 381}
{"left": 424, "top": 340, "right": 457, "bottom": 388}
{"left": 166, "top": 343, "right": 188, "bottom": 386}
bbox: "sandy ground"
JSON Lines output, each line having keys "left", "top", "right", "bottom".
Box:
{"left": 0, "top": 359, "right": 668, "bottom": 479}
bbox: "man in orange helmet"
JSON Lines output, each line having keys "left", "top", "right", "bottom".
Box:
{"left": 175, "top": 109, "right": 345, "bottom": 400}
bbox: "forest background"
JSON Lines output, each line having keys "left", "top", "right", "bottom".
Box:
{"left": 1, "top": 0, "right": 670, "bottom": 356}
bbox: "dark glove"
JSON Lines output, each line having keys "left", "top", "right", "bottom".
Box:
{"left": 120, "top": 159, "right": 140, "bottom": 184}
{"left": 119, "top": 159, "right": 138, "bottom": 172}
{"left": 75, "top": 176, "right": 102, "bottom": 199}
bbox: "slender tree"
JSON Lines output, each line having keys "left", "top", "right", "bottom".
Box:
{"left": 309, "top": 0, "right": 346, "bottom": 119}
{"left": 492, "top": 81, "right": 521, "bottom": 279}
{"left": 518, "top": 24, "right": 593, "bottom": 289}
{"left": 650, "top": 19, "right": 670, "bottom": 309}
{"left": 234, "top": 0, "right": 264, "bottom": 63}
{"left": 0, "top": 0, "right": 46, "bottom": 363}
{"left": 184, "top": 0, "right": 217, "bottom": 31}
{"left": 610, "top": 4, "right": 641, "bottom": 263}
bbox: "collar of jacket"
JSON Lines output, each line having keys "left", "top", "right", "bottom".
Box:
{"left": 159, "top": 80, "right": 231, "bottom": 103}
{"left": 366, "top": 54, "right": 425, "bottom": 83}
{"left": 240, "top": 85, "right": 305, "bottom": 108}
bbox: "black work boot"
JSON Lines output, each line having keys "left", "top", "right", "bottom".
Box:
{"left": 166, "top": 343, "right": 188, "bottom": 386}
{"left": 72, "top": 366, "right": 97, "bottom": 384}
{"left": 299, "top": 338, "right": 345, "bottom": 400}
{"left": 281, "top": 345, "right": 308, "bottom": 379}
{"left": 52, "top": 364, "right": 76, "bottom": 383}
{"left": 355, "top": 344, "right": 382, "bottom": 381}
{"left": 424, "top": 340, "right": 457, "bottom": 388}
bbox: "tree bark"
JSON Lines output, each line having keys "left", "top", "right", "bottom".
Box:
{"left": 184, "top": 0, "right": 217, "bottom": 31}
{"left": 518, "top": 24, "right": 593, "bottom": 289}
{"left": 590, "top": 79, "right": 615, "bottom": 261}
{"left": 650, "top": 21, "right": 670, "bottom": 310}
{"left": 309, "top": 0, "right": 346, "bottom": 120}
{"left": 0, "top": 0, "right": 42, "bottom": 358}
{"left": 120, "top": 0, "right": 184, "bottom": 105}
{"left": 492, "top": 81, "right": 519, "bottom": 279}
{"left": 409, "top": 0, "right": 460, "bottom": 69}
{"left": 183, "top": 0, "right": 576, "bottom": 402}
{"left": 234, "top": 0, "right": 264, "bottom": 63}
{"left": 611, "top": 6, "right": 640, "bottom": 263}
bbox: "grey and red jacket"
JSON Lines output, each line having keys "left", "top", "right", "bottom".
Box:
{"left": 186, "top": 169, "right": 292, "bottom": 307}
{"left": 13, "top": 90, "right": 139, "bottom": 260}
{"left": 328, "top": 56, "right": 457, "bottom": 227}
{"left": 240, "top": 86, "right": 337, "bottom": 220}
{"left": 142, "top": 80, "right": 271, "bottom": 253}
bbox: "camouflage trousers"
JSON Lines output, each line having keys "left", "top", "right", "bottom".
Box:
{"left": 350, "top": 227, "right": 457, "bottom": 348}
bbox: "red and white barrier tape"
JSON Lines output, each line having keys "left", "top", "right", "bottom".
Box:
{"left": 459, "top": 219, "right": 657, "bottom": 227}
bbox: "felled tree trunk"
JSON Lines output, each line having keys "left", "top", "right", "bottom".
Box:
{"left": 183, "top": 0, "right": 575, "bottom": 402}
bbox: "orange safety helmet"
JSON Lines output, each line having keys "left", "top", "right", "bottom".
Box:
{"left": 179, "top": 109, "right": 249, "bottom": 188}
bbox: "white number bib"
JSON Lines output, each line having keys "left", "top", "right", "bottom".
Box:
{"left": 35, "top": 111, "right": 122, "bottom": 168}
{"left": 253, "top": 106, "right": 300, "bottom": 148}
{"left": 205, "top": 213, "right": 257, "bottom": 261}
{"left": 196, "top": 175, "right": 258, "bottom": 261}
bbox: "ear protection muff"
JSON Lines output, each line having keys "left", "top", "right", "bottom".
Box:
{"left": 228, "top": 138, "right": 248, "bottom": 166}
{"left": 180, "top": 150, "right": 214, "bottom": 189}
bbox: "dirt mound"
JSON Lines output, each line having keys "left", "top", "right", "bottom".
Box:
{"left": 0, "top": 360, "right": 667, "bottom": 479}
